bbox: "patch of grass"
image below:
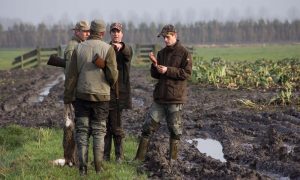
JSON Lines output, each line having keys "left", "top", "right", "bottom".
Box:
{"left": 0, "top": 125, "right": 147, "bottom": 179}
{"left": 194, "top": 44, "right": 300, "bottom": 62}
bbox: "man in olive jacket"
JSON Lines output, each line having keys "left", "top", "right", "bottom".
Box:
{"left": 62, "top": 20, "right": 90, "bottom": 167}
{"left": 64, "top": 19, "right": 118, "bottom": 176}
{"left": 135, "top": 24, "right": 192, "bottom": 163}
{"left": 104, "top": 22, "right": 133, "bottom": 163}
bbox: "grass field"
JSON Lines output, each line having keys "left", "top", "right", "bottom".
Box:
{"left": 0, "top": 125, "right": 147, "bottom": 179}
{"left": 1, "top": 44, "right": 300, "bottom": 70}
{"left": 193, "top": 44, "right": 300, "bottom": 62}
{"left": 0, "top": 48, "right": 31, "bottom": 70}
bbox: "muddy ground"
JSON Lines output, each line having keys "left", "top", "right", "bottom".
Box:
{"left": 1, "top": 66, "right": 300, "bottom": 179}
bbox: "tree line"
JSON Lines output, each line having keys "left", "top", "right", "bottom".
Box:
{"left": 0, "top": 19, "right": 299, "bottom": 48}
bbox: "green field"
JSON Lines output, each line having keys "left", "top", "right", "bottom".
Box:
{"left": 0, "top": 48, "right": 31, "bottom": 70}
{"left": 1, "top": 44, "right": 300, "bottom": 70}
{"left": 193, "top": 44, "right": 300, "bottom": 62}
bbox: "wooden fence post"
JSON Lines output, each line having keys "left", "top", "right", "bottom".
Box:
{"left": 21, "top": 55, "right": 24, "bottom": 69}
{"left": 58, "top": 45, "right": 62, "bottom": 57}
{"left": 37, "top": 46, "right": 41, "bottom": 67}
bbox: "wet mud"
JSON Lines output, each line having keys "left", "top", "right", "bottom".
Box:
{"left": 0, "top": 66, "right": 299, "bottom": 179}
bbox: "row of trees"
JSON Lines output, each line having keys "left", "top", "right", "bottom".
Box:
{"left": 0, "top": 19, "right": 299, "bottom": 48}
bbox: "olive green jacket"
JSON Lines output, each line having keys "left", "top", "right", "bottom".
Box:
{"left": 64, "top": 36, "right": 82, "bottom": 74}
{"left": 64, "top": 36, "right": 118, "bottom": 104}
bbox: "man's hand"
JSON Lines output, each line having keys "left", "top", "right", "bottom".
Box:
{"left": 112, "top": 43, "right": 123, "bottom": 51}
{"left": 157, "top": 65, "right": 167, "bottom": 74}
{"left": 149, "top": 52, "right": 158, "bottom": 67}
{"left": 92, "top": 54, "right": 106, "bottom": 69}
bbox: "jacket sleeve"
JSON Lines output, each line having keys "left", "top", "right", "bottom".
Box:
{"left": 165, "top": 52, "right": 192, "bottom": 80}
{"left": 104, "top": 46, "right": 118, "bottom": 87}
{"left": 64, "top": 50, "right": 78, "bottom": 104}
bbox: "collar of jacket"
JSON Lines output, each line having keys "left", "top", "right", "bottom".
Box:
{"left": 88, "top": 34, "right": 103, "bottom": 40}
{"left": 72, "top": 35, "right": 83, "bottom": 43}
{"left": 165, "top": 40, "right": 180, "bottom": 51}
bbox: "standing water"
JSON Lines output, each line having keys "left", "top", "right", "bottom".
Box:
{"left": 187, "top": 138, "right": 226, "bottom": 162}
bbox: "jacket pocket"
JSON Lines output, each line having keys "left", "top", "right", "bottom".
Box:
{"left": 165, "top": 82, "right": 184, "bottom": 100}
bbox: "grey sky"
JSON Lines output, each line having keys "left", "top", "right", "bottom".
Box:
{"left": 1, "top": 0, "right": 299, "bottom": 26}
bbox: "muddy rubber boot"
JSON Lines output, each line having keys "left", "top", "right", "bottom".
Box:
{"left": 79, "top": 165, "right": 87, "bottom": 176}
{"left": 169, "top": 138, "right": 179, "bottom": 160}
{"left": 134, "top": 137, "right": 149, "bottom": 161}
{"left": 103, "top": 134, "right": 112, "bottom": 161}
{"left": 114, "top": 136, "right": 124, "bottom": 163}
{"left": 94, "top": 144, "right": 104, "bottom": 174}
{"left": 78, "top": 146, "right": 88, "bottom": 176}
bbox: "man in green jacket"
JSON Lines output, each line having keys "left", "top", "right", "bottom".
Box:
{"left": 103, "top": 22, "right": 133, "bottom": 163}
{"left": 64, "top": 20, "right": 90, "bottom": 73}
{"left": 135, "top": 24, "right": 192, "bottom": 164}
{"left": 64, "top": 19, "right": 118, "bottom": 176}
{"left": 62, "top": 20, "right": 90, "bottom": 167}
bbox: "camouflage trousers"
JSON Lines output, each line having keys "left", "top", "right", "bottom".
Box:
{"left": 74, "top": 99, "right": 109, "bottom": 169}
{"left": 142, "top": 102, "right": 183, "bottom": 140}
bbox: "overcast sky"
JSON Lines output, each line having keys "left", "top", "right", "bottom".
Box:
{"left": 1, "top": 0, "right": 299, "bottom": 26}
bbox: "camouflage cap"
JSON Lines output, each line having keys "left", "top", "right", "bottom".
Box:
{"left": 90, "top": 19, "right": 106, "bottom": 33}
{"left": 73, "top": 20, "right": 90, "bottom": 31}
{"left": 157, "top": 24, "right": 177, "bottom": 37}
{"left": 110, "top": 22, "right": 123, "bottom": 32}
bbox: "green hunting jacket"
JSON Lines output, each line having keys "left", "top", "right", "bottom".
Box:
{"left": 64, "top": 35, "right": 82, "bottom": 74}
{"left": 151, "top": 40, "right": 192, "bottom": 104}
{"left": 109, "top": 42, "right": 133, "bottom": 110}
{"left": 64, "top": 35, "right": 118, "bottom": 104}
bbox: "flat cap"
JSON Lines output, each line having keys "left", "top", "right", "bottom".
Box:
{"left": 73, "top": 20, "right": 90, "bottom": 31}
{"left": 90, "top": 19, "right": 106, "bottom": 33}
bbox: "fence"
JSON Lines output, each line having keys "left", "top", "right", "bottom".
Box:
{"left": 12, "top": 46, "right": 63, "bottom": 69}
{"left": 12, "top": 44, "right": 195, "bottom": 69}
{"left": 134, "top": 44, "right": 195, "bottom": 62}
{"left": 134, "top": 44, "right": 161, "bottom": 62}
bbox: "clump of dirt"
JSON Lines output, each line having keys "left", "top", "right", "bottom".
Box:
{"left": 1, "top": 66, "right": 300, "bottom": 179}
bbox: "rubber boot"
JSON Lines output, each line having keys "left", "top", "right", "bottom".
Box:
{"left": 93, "top": 140, "right": 104, "bottom": 174}
{"left": 169, "top": 138, "right": 179, "bottom": 160}
{"left": 134, "top": 137, "right": 149, "bottom": 161}
{"left": 114, "top": 136, "right": 124, "bottom": 163}
{"left": 103, "top": 133, "right": 112, "bottom": 161}
{"left": 78, "top": 146, "right": 88, "bottom": 176}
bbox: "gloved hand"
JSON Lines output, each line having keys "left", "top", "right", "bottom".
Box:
{"left": 92, "top": 53, "right": 106, "bottom": 69}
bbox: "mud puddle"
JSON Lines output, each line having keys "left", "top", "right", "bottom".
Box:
{"left": 28, "top": 74, "right": 64, "bottom": 104}
{"left": 187, "top": 138, "right": 226, "bottom": 162}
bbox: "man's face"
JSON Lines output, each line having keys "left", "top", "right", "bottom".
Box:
{"left": 110, "top": 29, "right": 123, "bottom": 43}
{"left": 76, "top": 30, "right": 90, "bottom": 41}
{"left": 163, "top": 33, "right": 177, "bottom": 46}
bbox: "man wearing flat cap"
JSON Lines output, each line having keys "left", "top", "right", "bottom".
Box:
{"left": 135, "top": 24, "right": 192, "bottom": 164}
{"left": 103, "top": 22, "right": 133, "bottom": 163}
{"left": 64, "top": 19, "right": 118, "bottom": 176}
{"left": 61, "top": 20, "right": 90, "bottom": 168}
